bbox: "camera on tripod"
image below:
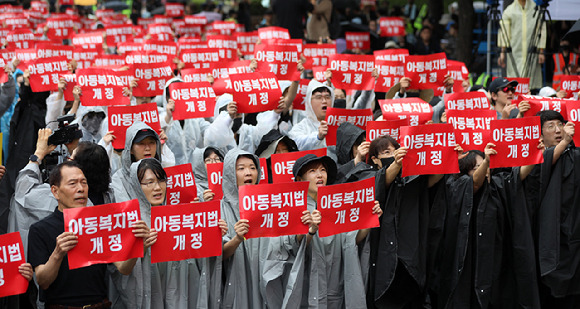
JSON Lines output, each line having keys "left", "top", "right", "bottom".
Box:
{"left": 48, "top": 114, "right": 83, "bottom": 146}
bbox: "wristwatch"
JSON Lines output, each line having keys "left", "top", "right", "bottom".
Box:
{"left": 29, "top": 154, "right": 39, "bottom": 163}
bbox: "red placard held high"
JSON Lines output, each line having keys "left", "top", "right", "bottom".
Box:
{"left": 236, "top": 31, "right": 259, "bottom": 56}
{"left": 254, "top": 44, "right": 300, "bottom": 81}
{"left": 505, "top": 77, "right": 530, "bottom": 102}
{"left": 565, "top": 100, "right": 580, "bottom": 146}
{"left": 229, "top": 72, "right": 282, "bottom": 114}
{"left": 374, "top": 60, "right": 404, "bottom": 92}
{"left": 517, "top": 94, "right": 568, "bottom": 118}
{"left": 292, "top": 79, "right": 310, "bottom": 111}
{"left": 374, "top": 48, "right": 409, "bottom": 62}
{"left": 206, "top": 162, "right": 224, "bottom": 201}
{"left": 366, "top": 118, "right": 410, "bottom": 142}
{"left": 399, "top": 124, "right": 459, "bottom": 177}
{"left": 0, "top": 232, "right": 29, "bottom": 298}
{"left": 446, "top": 109, "right": 495, "bottom": 152}
{"left": 27, "top": 56, "right": 69, "bottom": 92}
{"left": 131, "top": 63, "right": 173, "bottom": 97}
{"left": 258, "top": 26, "right": 290, "bottom": 40}
{"left": 558, "top": 75, "right": 580, "bottom": 98}
{"left": 165, "top": 164, "right": 197, "bottom": 205}
{"left": 324, "top": 107, "right": 373, "bottom": 146}
{"left": 444, "top": 91, "right": 491, "bottom": 111}
{"left": 76, "top": 68, "right": 131, "bottom": 106}
{"left": 150, "top": 201, "right": 222, "bottom": 263}
{"left": 317, "top": 177, "right": 379, "bottom": 237}
{"left": 169, "top": 81, "right": 216, "bottom": 120}
{"left": 108, "top": 103, "right": 161, "bottom": 149}
{"left": 489, "top": 116, "right": 543, "bottom": 169}
{"left": 379, "top": 17, "right": 406, "bottom": 37}
{"left": 328, "top": 54, "right": 375, "bottom": 91}
{"left": 64, "top": 199, "right": 144, "bottom": 270}
{"left": 379, "top": 98, "right": 433, "bottom": 126}
{"left": 270, "top": 148, "right": 327, "bottom": 183}
{"left": 302, "top": 43, "right": 336, "bottom": 69}
{"left": 345, "top": 32, "right": 370, "bottom": 50}
{"left": 404, "top": 52, "right": 447, "bottom": 92}
{"left": 238, "top": 181, "right": 309, "bottom": 239}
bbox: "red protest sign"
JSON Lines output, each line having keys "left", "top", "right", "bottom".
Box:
{"left": 565, "top": 100, "right": 580, "bottom": 146}
{"left": 317, "top": 177, "right": 379, "bottom": 237}
{"left": 132, "top": 63, "right": 173, "bottom": 97}
{"left": 184, "top": 16, "right": 207, "bottom": 25}
{"left": 261, "top": 38, "right": 303, "bottom": 53}
{"left": 117, "top": 42, "right": 143, "bottom": 54}
{"left": 329, "top": 54, "right": 375, "bottom": 90}
{"left": 446, "top": 109, "right": 495, "bottom": 152}
{"left": 150, "top": 201, "right": 222, "bottom": 263}
{"left": 72, "top": 31, "right": 104, "bottom": 49}
{"left": 374, "top": 60, "right": 404, "bottom": 92}
{"left": 73, "top": 48, "right": 101, "bottom": 70}
{"left": 46, "top": 17, "right": 75, "bottom": 41}
{"left": 0, "top": 232, "right": 28, "bottom": 298}
{"left": 444, "top": 91, "right": 491, "bottom": 111}
{"left": 165, "top": 164, "right": 197, "bottom": 205}
{"left": 303, "top": 43, "right": 336, "bottom": 69}
{"left": 404, "top": 53, "right": 447, "bottom": 92}
{"left": 378, "top": 98, "right": 433, "bottom": 126}
{"left": 292, "top": 79, "right": 310, "bottom": 111}
{"left": 379, "top": 17, "right": 406, "bottom": 37}
{"left": 143, "top": 40, "right": 178, "bottom": 58}
{"left": 229, "top": 72, "right": 282, "bottom": 114}
{"left": 399, "top": 124, "right": 459, "bottom": 177}
{"left": 447, "top": 60, "right": 469, "bottom": 81}
{"left": 206, "top": 163, "right": 223, "bottom": 201}
{"left": 210, "top": 21, "right": 237, "bottom": 35}
{"left": 254, "top": 44, "right": 300, "bottom": 81}
{"left": 558, "top": 75, "right": 580, "bottom": 98}
{"left": 125, "top": 51, "right": 170, "bottom": 65}
{"left": 258, "top": 26, "right": 290, "bottom": 40}
{"left": 36, "top": 43, "right": 73, "bottom": 60}
{"left": 169, "top": 81, "right": 216, "bottom": 120}
{"left": 238, "top": 182, "right": 309, "bottom": 239}
{"left": 270, "top": 148, "right": 327, "bottom": 183}
{"left": 502, "top": 77, "right": 530, "bottom": 102}
{"left": 64, "top": 199, "right": 144, "bottom": 270}
{"left": 206, "top": 34, "right": 237, "bottom": 50}
{"left": 105, "top": 24, "right": 134, "bottom": 47}
{"left": 165, "top": 3, "right": 184, "bottom": 17}
{"left": 236, "top": 31, "right": 259, "bottom": 56}
{"left": 181, "top": 68, "right": 211, "bottom": 83}
{"left": 147, "top": 24, "right": 174, "bottom": 41}
{"left": 60, "top": 73, "right": 76, "bottom": 101}
{"left": 175, "top": 24, "right": 203, "bottom": 37}
{"left": 177, "top": 36, "right": 204, "bottom": 50}
{"left": 27, "top": 56, "right": 69, "bottom": 92}
{"left": 108, "top": 103, "right": 161, "bottom": 149}
{"left": 374, "top": 48, "right": 409, "bottom": 62}
{"left": 15, "top": 48, "right": 36, "bottom": 65}
{"left": 345, "top": 32, "right": 370, "bottom": 50}
{"left": 0, "top": 59, "right": 8, "bottom": 83}
{"left": 93, "top": 55, "right": 126, "bottom": 67}
{"left": 77, "top": 68, "right": 130, "bottom": 106}
{"left": 180, "top": 48, "right": 236, "bottom": 69}
{"left": 6, "top": 28, "right": 35, "bottom": 49}
{"left": 325, "top": 107, "right": 373, "bottom": 146}
{"left": 258, "top": 157, "right": 269, "bottom": 183}
{"left": 489, "top": 116, "right": 543, "bottom": 169}
{"left": 210, "top": 60, "right": 252, "bottom": 79}
{"left": 312, "top": 66, "right": 327, "bottom": 83}
{"left": 366, "top": 118, "right": 409, "bottom": 142}
{"left": 517, "top": 94, "right": 568, "bottom": 118}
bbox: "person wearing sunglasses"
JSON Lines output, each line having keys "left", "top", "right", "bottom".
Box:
{"left": 488, "top": 77, "right": 530, "bottom": 120}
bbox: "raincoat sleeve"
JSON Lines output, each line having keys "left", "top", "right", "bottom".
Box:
{"left": 0, "top": 75, "right": 16, "bottom": 118}
{"left": 237, "top": 111, "right": 280, "bottom": 153}
{"left": 45, "top": 92, "right": 66, "bottom": 131}
{"left": 287, "top": 121, "right": 326, "bottom": 151}
{"left": 352, "top": 90, "right": 375, "bottom": 110}
{"left": 204, "top": 112, "right": 236, "bottom": 149}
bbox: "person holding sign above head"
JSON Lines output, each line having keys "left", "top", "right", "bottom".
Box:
{"left": 27, "top": 161, "right": 152, "bottom": 309}
{"left": 488, "top": 77, "right": 531, "bottom": 120}
{"left": 335, "top": 122, "right": 376, "bottom": 184}
{"left": 292, "top": 154, "right": 382, "bottom": 308}
{"left": 220, "top": 148, "right": 318, "bottom": 308}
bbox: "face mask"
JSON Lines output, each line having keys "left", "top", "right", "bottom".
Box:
{"left": 380, "top": 157, "right": 395, "bottom": 169}
{"left": 333, "top": 99, "right": 347, "bottom": 109}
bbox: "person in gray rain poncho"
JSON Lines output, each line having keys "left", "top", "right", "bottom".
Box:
{"left": 335, "top": 122, "right": 376, "bottom": 184}
{"left": 125, "top": 158, "right": 228, "bottom": 309}
{"left": 292, "top": 154, "right": 382, "bottom": 308}
{"left": 220, "top": 148, "right": 319, "bottom": 308}
{"left": 190, "top": 146, "right": 225, "bottom": 201}
{"left": 288, "top": 79, "right": 334, "bottom": 154}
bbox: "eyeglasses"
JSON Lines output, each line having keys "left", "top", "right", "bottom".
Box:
{"left": 544, "top": 122, "right": 564, "bottom": 132}
{"left": 204, "top": 158, "right": 222, "bottom": 164}
{"left": 500, "top": 86, "right": 515, "bottom": 93}
{"left": 312, "top": 94, "right": 332, "bottom": 101}
{"left": 140, "top": 179, "right": 167, "bottom": 188}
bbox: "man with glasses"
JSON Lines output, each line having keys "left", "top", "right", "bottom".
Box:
{"left": 488, "top": 77, "right": 530, "bottom": 119}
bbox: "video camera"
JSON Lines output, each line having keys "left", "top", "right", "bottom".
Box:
{"left": 48, "top": 114, "right": 83, "bottom": 145}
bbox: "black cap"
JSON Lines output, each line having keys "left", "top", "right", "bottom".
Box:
{"left": 292, "top": 154, "right": 337, "bottom": 185}
{"left": 488, "top": 77, "right": 518, "bottom": 93}
{"left": 133, "top": 129, "right": 157, "bottom": 144}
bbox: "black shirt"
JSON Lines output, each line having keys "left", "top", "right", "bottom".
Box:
{"left": 28, "top": 208, "right": 107, "bottom": 306}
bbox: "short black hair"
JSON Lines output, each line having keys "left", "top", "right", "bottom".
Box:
{"left": 312, "top": 87, "right": 331, "bottom": 95}
{"left": 457, "top": 150, "right": 484, "bottom": 177}
{"left": 367, "top": 135, "right": 400, "bottom": 165}
{"left": 137, "top": 158, "right": 166, "bottom": 183}
{"left": 74, "top": 142, "right": 111, "bottom": 194}
{"left": 537, "top": 110, "right": 565, "bottom": 130}
{"left": 204, "top": 147, "right": 224, "bottom": 162}
{"left": 49, "top": 161, "right": 83, "bottom": 187}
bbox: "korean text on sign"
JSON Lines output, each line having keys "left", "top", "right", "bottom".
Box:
{"left": 517, "top": 94, "right": 568, "bottom": 118}
{"left": 108, "top": 103, "right": 161, "bottom": 149}
{"left": 378, "top": 98, "right": 433, "bottom": 126}
{"left": 150, "top": 201, "right": 222, "bottom": 263}
{"left": 270, "top": 148, "right": 327, "bottom": 183}
{"left": 329, "top": 54, "right": 375, "bottom": 91}
{"left": 229, "top": 72, "right": 282, "bottom": 114}
{"left": 238, "top": 181, "right": 309, "bottom": 239}
{"left": 206, "top": 162, "right": 224, "bottom": 201}
{"left": 254, "top": 44, "right": 300, "bottom": 81}
{"left": 164, "top": 164, "right": 197, "bottom": 205}
{"left": 317, "top": 177, "right": 379, "bottom": 237}
{"left": 27, "top": 56, "right": 69, "bottom": 92}
{"left": 444, "top": 91, "right": 491, "bottom": 111}
{"left": 169, "top": 81, "right": 216, "bottom": 120}
{"left": 399, "top": 123, "right": 459, "bottom": 177}
{"left": 132, "top": 63, "right": 173, "bottom": 97}
{"left": 0, "top": 232, "right": 28, "bottom": 298}
{"left": 489, "top": 116, "right": 543, "bottom": 169}
{"left": 76, "top": 68, "right": 131, "bottom": 106}
{"left": 324, "top": 107, "right": 373, "bottom": 146}
{"left": 446, "top": 109, "right": 496, "bottom": 152}
{"left": 404, "top": 52, "right": 447, "bottom": 91}
{"left": 64, "top": 199, "right": 144, "bottom": 270}
{"left": 366, "top": 118, "right": 410, "bottom": 142}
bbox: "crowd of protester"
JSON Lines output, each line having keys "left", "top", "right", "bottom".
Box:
{"left": 0, "top": 0, "right": 579, "bottom": 308}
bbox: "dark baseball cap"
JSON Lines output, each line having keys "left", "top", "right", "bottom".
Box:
{"left": 488, "top": 77, "right": 518, "bottom": 93}
{"left": 133, "top": 129, "right": 158, "bottom": 144}
{"left": 292, "top": 154, "right": 337, "bottom": 185}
